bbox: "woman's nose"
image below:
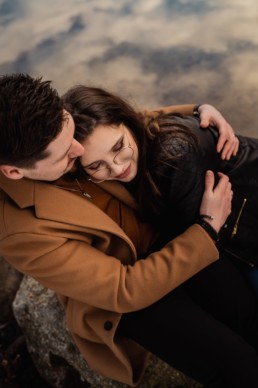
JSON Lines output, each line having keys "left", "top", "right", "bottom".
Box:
{"left": 109, "top": 163, "right": 124, "bottom": 176}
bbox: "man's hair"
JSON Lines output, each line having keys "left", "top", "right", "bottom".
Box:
{"left": 0, "top": 73, "right": 65, "bottom": 168}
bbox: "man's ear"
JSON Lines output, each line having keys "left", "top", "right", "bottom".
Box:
{"left": 0, "top": 165, "right": 24, "bottom": 180}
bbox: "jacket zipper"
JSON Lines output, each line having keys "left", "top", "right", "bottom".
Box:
{"left": 223, "top": 247, "right": 255, "bottom": 267}
{"left": 231, "top": 198, "right": 247, "bottom": 238}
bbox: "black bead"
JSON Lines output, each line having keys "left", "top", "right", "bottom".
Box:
{"left": 104, "top": 321, "right": 113, "bottom": 331}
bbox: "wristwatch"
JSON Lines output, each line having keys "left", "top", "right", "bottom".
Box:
{"left": 193, "top": 104, "right": 201, "bottom": 118}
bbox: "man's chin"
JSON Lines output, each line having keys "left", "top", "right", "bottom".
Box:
{"left": 69, "top": 165, "right": 77, "bottom": 173}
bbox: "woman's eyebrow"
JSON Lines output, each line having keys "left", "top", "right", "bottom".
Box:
{"left": 111, "top": 134, "right": 123, "bottom": 151}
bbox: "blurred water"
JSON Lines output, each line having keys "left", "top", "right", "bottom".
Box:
{"left": 0, "top": 0, "right": 258, "bottom": 135}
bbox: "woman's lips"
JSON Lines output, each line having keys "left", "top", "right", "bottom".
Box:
{"left": 116, "top": 164, "right": 131, "bottom": 179}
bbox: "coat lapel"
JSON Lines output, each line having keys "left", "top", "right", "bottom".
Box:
{"left": 0, "top": 173, "right": 137, "bottom": 256}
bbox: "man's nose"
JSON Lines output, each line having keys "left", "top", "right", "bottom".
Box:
{"left": 69, "top": 139, "right": 85, "bottom": 158}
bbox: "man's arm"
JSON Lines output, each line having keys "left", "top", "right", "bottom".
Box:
{"left": 142, "top": 103, "right": 239, "bottom": 159}
{"left": 141, "top": 103, "right": 195, "bottom": 117}
{"left": 0, "top": 224, "right": 218, "bottom": 313}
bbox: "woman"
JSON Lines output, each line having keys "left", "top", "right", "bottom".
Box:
{"left": 63, "top": 86, "right": 258, "bottom": 269}
{"left": 62, "top": 85, "right": 258, "bottom": 388}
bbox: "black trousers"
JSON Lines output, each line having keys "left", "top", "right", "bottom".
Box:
{"left": 119, "top": 255, "right": 258, "bottom": 388}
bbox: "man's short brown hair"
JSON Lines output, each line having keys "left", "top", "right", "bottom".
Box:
{"left": 0, "top": 73, "right": 64, "bottom": 168}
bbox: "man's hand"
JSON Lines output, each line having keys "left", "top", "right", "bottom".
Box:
{"left": 199, "top": 170, "right": 232, "bottom": 233}
{"left": 198, "top": 104, "right": 239, "bottom": 160}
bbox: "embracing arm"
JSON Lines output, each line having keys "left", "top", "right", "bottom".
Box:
{"left": 0, "top": 170, "right": 232, "bottom": 315}
{"left": 155, "top": 104, "right": 195, "bottom": 116}
{"left": 0, "top": 223, "right": 218, "bottom": 314}
{"left": 144, "top": 103, "right": 239, "bottom": 159}
{"left": 0, "top": 162, "right": 231, "bottom": 314}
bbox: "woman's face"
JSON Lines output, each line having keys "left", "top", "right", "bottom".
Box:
{"left": 80, "top": 123, "right": 139, "bottom": 183}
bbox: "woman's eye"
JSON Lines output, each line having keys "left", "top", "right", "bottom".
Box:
{"left": 113, "top": 139, "right": 124, "bottom": 153}
{"left": 87, "top": 162, "right": 103, "bottom": 171}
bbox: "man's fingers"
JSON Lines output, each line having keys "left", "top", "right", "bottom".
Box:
{"left": 216, "top": 172, "right": 231, "bottom": 193}
{"left": 219, "top": 136, "right": 239, "bottom": 160}
{"left": 216, "top": 133, "right": 227, "bottom": 153}
{"left": 199, "top": 117, "right": 209, "bottom": 128}
{"left": 221, "top": 141, "right": 235, "bottom": 160}
{"left": 204, "top": 170, "right": 215, "bottom": 192}
{"left": 233, "top": 137, "right": 240, "bottom": 155}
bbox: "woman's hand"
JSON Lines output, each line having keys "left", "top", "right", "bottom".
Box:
{"left": 198, "top": 104, "right": 239, "bottom": 160}
{"left": 199, "top": 170, "right": 232, "bottom": 233}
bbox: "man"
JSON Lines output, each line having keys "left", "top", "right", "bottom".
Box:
{"left": 0, "top": 73, "right": 257, "bottom": 388}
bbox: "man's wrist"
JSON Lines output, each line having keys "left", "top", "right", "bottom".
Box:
{"left": 193, "top": 104, "right": 202, "bottom": 118}
{"left": 196, "top": 216, "right": 219, "bottom": 244}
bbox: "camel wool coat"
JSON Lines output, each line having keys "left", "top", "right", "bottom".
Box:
{"left": 0, "top": 106, "right": 219, "bottom": 386}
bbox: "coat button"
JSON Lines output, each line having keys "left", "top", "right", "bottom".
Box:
{"left": 104, "top": 321, "right": 113, "bottom": 331}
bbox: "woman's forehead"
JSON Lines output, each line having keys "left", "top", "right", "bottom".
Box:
{"left": 79, "top": 124, "right": 126, "bottom": 162}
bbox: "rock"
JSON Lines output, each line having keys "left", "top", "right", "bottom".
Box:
{"left": 0, "top": 257, "right": 23, "bottom": 324}
{"left": 13, "top": 276, "right": 202, "bottom": 388}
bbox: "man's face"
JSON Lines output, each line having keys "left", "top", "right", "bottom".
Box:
{"left": 16, "top": 110, "right": 85, "bottom": 181}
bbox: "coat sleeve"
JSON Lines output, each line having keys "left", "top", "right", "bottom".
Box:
{"left": 141, "top": 104, "right": 195, "bottom": 117}
{"left": 0, "top": 202, "right": 218, "bottom": 313}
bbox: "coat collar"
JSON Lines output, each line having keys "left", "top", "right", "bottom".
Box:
{"left": 0, "top": 173, "right": 34, "bottom": 208}
{"left": 0, "top": 173, "right": 138, "bottom": 210}
{"left": 0, "top": 172, "right": 137, "bottom": 256}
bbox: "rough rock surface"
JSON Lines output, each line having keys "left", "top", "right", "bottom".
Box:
{"left": 0, "top": 259, "right": 50, "bottom": 387}
{"left": 13, "top": 276, "right": 202, "bottom": 388}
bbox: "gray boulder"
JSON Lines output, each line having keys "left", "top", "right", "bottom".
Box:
{"left": 13, "top": 276, "right": 201, "bottom": 388}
